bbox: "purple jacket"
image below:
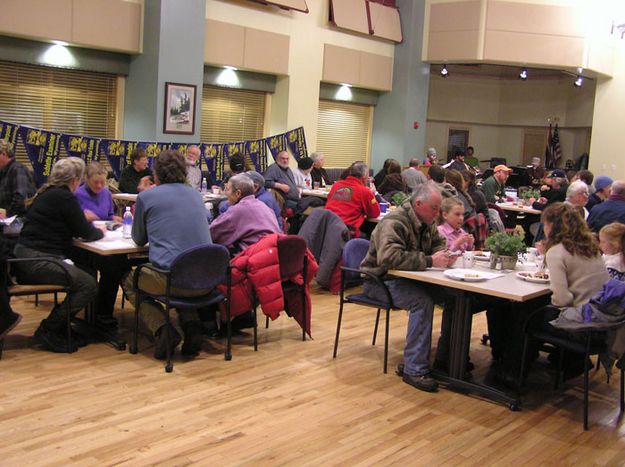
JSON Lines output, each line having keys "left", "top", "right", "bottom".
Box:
{"left": 75, "top": 184, "right": 115, "bottom": 221}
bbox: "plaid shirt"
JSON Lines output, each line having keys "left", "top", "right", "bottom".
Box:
{"left": 0, "top": 158, "right": 36, "bottom": 216}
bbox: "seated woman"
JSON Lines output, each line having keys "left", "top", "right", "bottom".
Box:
{"left": 74, "top": 161, "right": 129, "bottom": 332}
{"left": 378, "top": 159, "right": 407, "bottom": 197}
{"left": 599, "top": 222, "right": 625, "bottom": 281}
{"left": 13, "top": 157, "right": 106, "bottom": 353}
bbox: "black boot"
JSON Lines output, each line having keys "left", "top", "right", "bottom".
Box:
{"left": 0, "top": 310, "right": 22, "bottom": 340}
{"left": 153, "top": 323, "right": 181, "bottom": 360}
{"left": 181, "top": 321, "right": 204, "bottom": 357}
{"left": 34, "top": 320, "right": 78, "bottom": 353}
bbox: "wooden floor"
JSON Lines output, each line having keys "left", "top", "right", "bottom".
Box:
{"left": 2, "top": 286, "right": 624, "bottom": 466}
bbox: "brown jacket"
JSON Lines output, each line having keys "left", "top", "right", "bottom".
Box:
{"left": 360, "top": 199, "right": 446, "bottom": 277}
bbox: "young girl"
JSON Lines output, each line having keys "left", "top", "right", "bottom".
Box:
{"left": 437, "top": 197, "right": 474, "bottom": 252}
{"left": 599, "top": 222, "right": 625, "bottom": 281}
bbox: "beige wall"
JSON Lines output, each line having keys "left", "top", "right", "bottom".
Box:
{"left": 426, "top": 74, "right": 594, "bottom": 166}
{"left": 205, "top": 0, "right": 394, "bottom": 152}
{"left": 589, "top": 39, "right": 625, "bottom": 179}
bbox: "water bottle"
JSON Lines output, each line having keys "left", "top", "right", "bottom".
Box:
{"left": 201, "top": 177, "right": 208, "bottom": 193}
{"left": 122, "top": 206, "right": 133, "bottom": 239}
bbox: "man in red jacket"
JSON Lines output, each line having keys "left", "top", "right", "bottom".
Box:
{"left": 325, "top": 162, "right": 380, "bottom": 237}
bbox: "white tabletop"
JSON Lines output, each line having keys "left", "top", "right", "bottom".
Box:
{"left": 301, "top": 188, "right": 329, "bottom": 199}
{"left": 389, "top": 266, "right": 551, "bottom": 302}
{"left": 74, "top": 229, "right": 148, "bottom": 256}
{"left": 496, "top": 202, "right": 541, "bottom": 216}
{"left": 113, "top": 192, "right": 226, "bottom": 203}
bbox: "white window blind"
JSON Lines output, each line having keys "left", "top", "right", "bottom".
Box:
{"left": 200, "top": 85, "right": 265, "bottom": 143}
{"left": 0, "top": 60, "right": 118, "bottom": 166}
{"left": 316, "top": 99, "right": 372, "bottom": 167}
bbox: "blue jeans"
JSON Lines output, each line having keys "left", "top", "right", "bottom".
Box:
{"left": 364, "top": 278, "right": 446, "bottom": 376}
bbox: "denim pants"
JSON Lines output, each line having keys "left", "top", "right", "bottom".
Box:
{"left": 13, "top": 244, "right": 97, "bottom": 329}
{"left": 364, "top": 278, "right": 447, "bottom": 376}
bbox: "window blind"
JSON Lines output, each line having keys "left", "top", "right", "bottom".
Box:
{"left": 200, "top": 85, "right": 266, "bottom": 144}
{"left": 316, "top": 99, "right": 372, "bottom": 168}
{"left": 0, "top": 60, "right": 118, "bottom": 166}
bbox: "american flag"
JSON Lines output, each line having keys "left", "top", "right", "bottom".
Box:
{"left": 551, "top": 124, "right": 562, "bottom": 167}
{"left": 545, "top": 124, "right": 554, "bottom": 169}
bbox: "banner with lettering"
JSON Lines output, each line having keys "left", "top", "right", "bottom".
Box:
{"left": 142, "top": 142, "right": 169, "bottom": 165}
{"left": 266, "top": 134, "right": 287, "bottom": 162}
{"left": 99, "top": 139, "right": 139, "bottom": 179}
{"left": 0, "top": 120, "right": 20, "bottom": 146}
{"left": 200, "top": 143, "right": 226, "bottom": 183}
{"left": 17, "top": 127, "right": 61, "bottom": 186}
{"left": 171, "top": 143, "right": 202, "bottom": 170}
{"left": 60, "top": 135, "right": 101, "bottom": 164}
{"left": 285, "top": 126, "right": 308, "bottom": 161}
{"left": 245, "top": 139, "right": 268, "bottom": 173}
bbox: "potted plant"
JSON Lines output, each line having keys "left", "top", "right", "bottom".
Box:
{"left": 521, "top": 188, "right": 541, "bottom": 205}
{"left": 484, "top": 232, "right": 526, "bottom": 269}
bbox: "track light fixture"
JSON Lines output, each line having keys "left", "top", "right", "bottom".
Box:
{"left": 573, "top": 75, "right": 583, "bottom": 87}
{"left": 440, "top": 65, "right": 448, "bottom": 78}
{"left": 519, "top": 68, "right": 528, "bottom": 81}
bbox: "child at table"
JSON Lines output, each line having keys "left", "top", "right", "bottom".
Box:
{"left": 437, "top": 197, "right": 474, "bottom": 253}
{"left": 599, "top": 222, "right": 625, "bottom": 281}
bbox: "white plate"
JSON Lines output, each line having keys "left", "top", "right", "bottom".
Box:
{"left": 516, "top": 271, "right": 550, "bottom": 283}
{"left": 473, "top": 251, "right": 490, "bottom": 261}
{"left": 443, "top": 269, "right": 489, "bottom": 282}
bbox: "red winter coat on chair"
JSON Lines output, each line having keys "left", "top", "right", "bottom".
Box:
{"left": 218, "top": 233, "right": 318, "bottom": 336}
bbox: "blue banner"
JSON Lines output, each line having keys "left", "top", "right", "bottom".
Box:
{"left": 18, "top": 127, "right": 61, "bottom": 186}
{"left": 0, "top": 120, "right": 20, "bottom": 145}
{"left": 286, "top": 126, "right": 308, "bottom": 161}
{"left": 60, "top": 134, "right": 101, "bottom": 164}
{"left": 245, "top": 139, "right": 268, "bottom": 173}
{"left": 266, "top": 134, "right": 287, "bottom": 162}
{"left": 200, "top": 143, "right": 226, "bottom": 183}
{"left": 99, "top": 139, "right": 139, "bottom": 179}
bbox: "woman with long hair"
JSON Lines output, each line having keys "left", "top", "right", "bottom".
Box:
{"left": 444, "top": 169, "right": 475, "bottom": 220}
{"left": 13, "top": 157, "right": 106, "bottom": 353}
{"left": 378, "top": 159, "right": 407, "bottom": 196}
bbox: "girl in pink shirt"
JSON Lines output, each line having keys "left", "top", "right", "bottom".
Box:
{"left": 437, "top": 197, "right": 474, "bottom": 252}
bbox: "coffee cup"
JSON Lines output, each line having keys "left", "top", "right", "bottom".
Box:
{"left": 379, "top": 202, "right": 390, "bottom": 213}
{"left": 463, "top": 251, "right": 475, "bottom": 268}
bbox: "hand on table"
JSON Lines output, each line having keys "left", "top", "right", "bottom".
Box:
{"left": 84, "top": 209, "right": 99, "bottom": 222}
{"left": 112, "top": 215, "right": 123, "bottom": 223}
{"left": 137, "top": 176, "right": 154, "bottom": 192}
{"left": 431, "top": 250, "right": 452, "bottom": 268}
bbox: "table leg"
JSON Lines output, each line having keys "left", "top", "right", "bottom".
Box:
{"left": 433, "top": 290, "right": 521, "bottom": 410}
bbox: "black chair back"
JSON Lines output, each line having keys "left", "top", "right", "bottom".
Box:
{"left": 169, "top": 243, "right": 229, "bottom": 291}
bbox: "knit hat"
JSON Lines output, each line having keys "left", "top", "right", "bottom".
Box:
{"left": 548, "top": 169, "right": 566, "bottom": 178}
{"left": 229, "top": 153, "right": 245, "bottom": 173}
{"left": 245, "top": 171, "right": 265, "bottom": 188}
{"left": 594, "top": 175, "right": 613, "bottom": 192}
{"left": 298, "top": 157, "right": 314, "bottom": 170}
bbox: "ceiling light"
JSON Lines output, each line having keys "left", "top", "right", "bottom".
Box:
{"left": 440, "top": 65, "right": 449, "bottom": 78}
{"left": 340, "top": 83, "right": 352, "bottom": 88}
{"left": 519, "top": 68, "right": 528, "bottom": 81}
{"left": 573, "top": 75, "right": 584, "bottom": 87}
{"left": 216, "top": 68, "right": 239, "bottom": 87}
{"left": 224, "top": 65, "right": 238, "bottom": 71}
{"left": 336, "top": 84, "right": 353, "bottom": 101}
{"left": 51, "top": 40, "right": 68, "bottom": 46}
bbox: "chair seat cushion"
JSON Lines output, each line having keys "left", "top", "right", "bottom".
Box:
{"left": 345, "top": 293, "right": 394, "bottom": 309}
{"left": 148, "top": 290, "right": 225, "bottom": 309}
{"left": 530, "top": 330, "right": 607, "bottom": 355}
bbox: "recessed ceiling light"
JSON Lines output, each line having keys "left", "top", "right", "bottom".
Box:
{"left": 519, "top": 68, "right": 528, "bottom": 80}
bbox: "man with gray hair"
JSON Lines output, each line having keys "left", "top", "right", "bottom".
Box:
{"left": 325, "top": 161, "right": 380, "bottom": 237}
{"left": 210, "top": 173, "right": 281, "bottom": 253}
{"left": 185, "top": 145, "right": 202, "bottom": 191}
{"left": 0, "top": 139, "right": 35, "bottom": 219}
{"left": 532, "top": 168, "right": 568, "bottom": 211}
{"left": 588, "top": 180, "right": 625, "bottom": 232}
{"left": 264, "top": 150, "right": 299, "bottom": 209}
{"left": 361, "top": 183, "right": 455, "bottom": 392}
{"left": 310, "top": 151, "right": 329, "bottom": 188}
{"left": 565, "top": 180, "right": 590, "bottom": 219}
{"left": 245, "top": 170, "right": 284, "bottom": 232}
{"left": 424, "top": 147, "right": 438, "bottom": 167}
{"left": 401, "top": 158, "right": 428, "bottom": 192}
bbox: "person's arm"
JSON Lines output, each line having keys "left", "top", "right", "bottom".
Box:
{"left": 131, "top": 196, "right": 148, "bottom": 246}
{"left": 8, "top": 165, "right": 35, "bottom": 216}
{"left": 208, "top": 209, "right": 235, "bottom": 248}
{"left": 63, "top": 193, "right": 103, "bottom": 242}
{"left": 547, "top": 247, "right": 574, "bottom": 307}
{"left": 374, "top": 221, "right": 435, "bottom": 271}
{"left": 481, "top": 179, "right": 496, "bottom": 203}
{"left": 363, "top": 190, "right": 381, "bottom": 219}
{"left": 118, "top": 168, "right": 134, "bottom": 194}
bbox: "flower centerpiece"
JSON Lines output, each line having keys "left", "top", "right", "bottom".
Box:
{"left": 484, "top": 232, "right": 526, "bottom": 269}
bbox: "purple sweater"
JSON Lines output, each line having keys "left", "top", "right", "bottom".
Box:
{"left": 75, "top": 184, "right": 115, "bottom": 221}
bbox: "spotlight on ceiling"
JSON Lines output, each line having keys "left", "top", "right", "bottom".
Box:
{"left": 440, "top": 65, "right": 449, "bottom": 78}
{"left": 573, "top": 75, "right": 584, "bottom": 88}
{"left": 519, "top": 68, "right": 528, "bottom": 81}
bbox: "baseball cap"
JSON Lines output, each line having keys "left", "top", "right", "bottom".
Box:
{"left": 494, "top": 164, "right": 513, "bottom": 173}
{"left": 594, "top": 175, "right": 613, "bottom": 192}
{"left": 548, "top": 169, "right": 566, "bottom": 178}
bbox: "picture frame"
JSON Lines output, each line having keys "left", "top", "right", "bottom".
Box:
{"left": 163, "top": 82, "right": 196, "bottom": 135}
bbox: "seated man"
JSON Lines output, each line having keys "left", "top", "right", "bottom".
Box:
{"left": 185, "top": 145, "right": 202, "bottom": 191}
{"left": 123, "top": 150, "right": 212, "bottom": 359}
{"left": 361, "top": 183, "right": 454, "bottom": 392}
{"left": 532, "top": 169, "right": 568, "bottom": 211}
{"left": 401, "top": 158, "right": 428, "bottom": 192}
{"left": 263, "top": 150, "right": 299, "bottom": 209}
{"left": 118, "top": 147, "right": 152, "bottom": 194}
{"left": 527, "top": 157, "right": 546, "bottom": 186}
{"left": 325, "top": 162, "right": 380, "bottom": 237}
{"left": 586, "top": 175, "right": 612, "bottom": 213}
{"left": 0, "top": 139, "right": 35, "bottom": 219}
{"left": 588, "top": 180, "right": 625, "bottom": 233}
{"left": 210, "top": 174, "right": 281, "bottom": 254}
{"left": 480, "top": 164, "right": 512, "bottom": 203}
{"left": 310, "top": 152, "right": 330, "bottom": 188}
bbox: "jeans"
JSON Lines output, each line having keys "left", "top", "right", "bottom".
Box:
{"left": 364, "top": 278, "right": 447, "bottom": 376}
{"left": 13, "top": 244, "right": 97, "bottom": 329}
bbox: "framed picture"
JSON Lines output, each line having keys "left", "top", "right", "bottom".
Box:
{"left": 163, "top": 82, "right": 196, "bottom": 135}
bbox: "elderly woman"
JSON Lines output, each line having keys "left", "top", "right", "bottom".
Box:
{"left": 75, "top": 161, "right": 122, "bottom": 223}
{"left": 565, "top": 180, "right": 590, "bottom": 219}
{"left": 13, "top": 157, "right": 106, "bottom": 353}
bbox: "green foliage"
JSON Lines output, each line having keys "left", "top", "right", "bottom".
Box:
{"left": 521, "top": 188, "right": 540, "bottom": 200}
{"left": 485, "top": 232, "right": 526, "bottom": 257}
{"left": 391, "top": 192, "right": 409, "bottom": 206}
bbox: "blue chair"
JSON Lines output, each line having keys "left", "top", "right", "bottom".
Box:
{"left": 333, "top": 238, "right": 398, "bottom": 373}
{"left": 130, "top": 243, "right": 231, "bottom": 372}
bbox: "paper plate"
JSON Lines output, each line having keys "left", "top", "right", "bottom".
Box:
{"left": 473, "top": 251, "right": 490, "bottom": 262}
{"left": 443, "top": 269, "right": 488, "bottom": 282}
{"left": 516, "top": 271, "right": 550, "bottom": 283}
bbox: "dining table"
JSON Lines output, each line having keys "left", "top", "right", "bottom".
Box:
{"left": 496, "top": 201, "right": 542, "bottom": 216}
{"left": 389, "top": 262, "right": 551, "bottom": 409}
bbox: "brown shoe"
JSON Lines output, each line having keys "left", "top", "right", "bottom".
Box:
{"left": 402, "top": 373, "right": 439, "bottom": 392}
